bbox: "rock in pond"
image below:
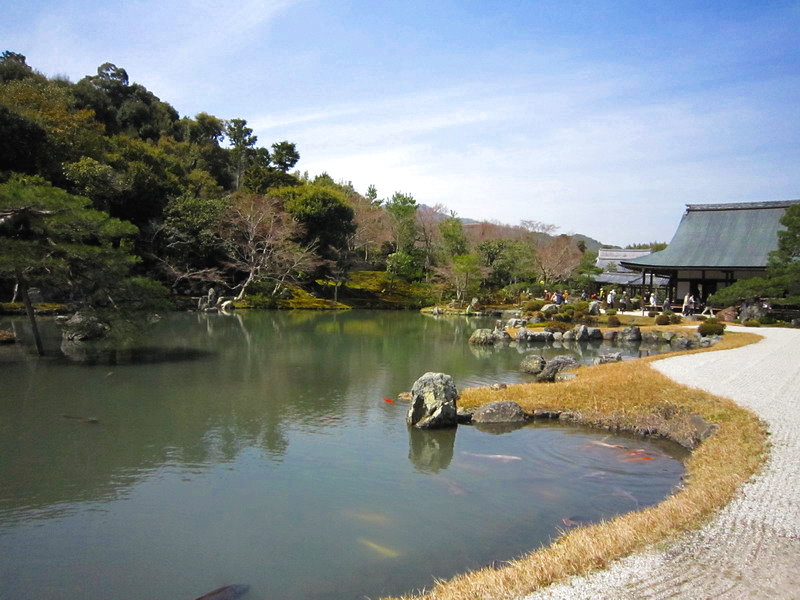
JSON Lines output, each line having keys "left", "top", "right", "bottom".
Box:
{"left": 619, "top": 325, "right": 642, "bottom": 342}
{"left": 469, "top": 328, "right": 509, "bottom": 345}
{"left": 593, "top": 352, "right": 622, "bottom": 365}
{"left": 536, "top": 355, "right": 580, "bottom": 382}
{"left": 520, "top": 354, "right": 546, "bottom": 375}
{"left": 60, "top": 310, "right": 110, "bottom": 341}
{"left": 406, "top": 372, "right": 459, "bottom": 429}
{"left": 471, "top": 401, "right": 529, "bottom": 424}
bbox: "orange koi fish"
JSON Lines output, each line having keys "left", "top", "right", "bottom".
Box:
{"left": 383, "top": 397, "right": 394, "bottom": 404}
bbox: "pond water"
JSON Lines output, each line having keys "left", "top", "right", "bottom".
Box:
{"left": 0, "top": 311, "right": 686, "bottom": 600}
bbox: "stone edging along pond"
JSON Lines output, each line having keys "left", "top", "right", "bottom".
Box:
{"left": 385, "top": 330, "right": 767, "bottom": 600}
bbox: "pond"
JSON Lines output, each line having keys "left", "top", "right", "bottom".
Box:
{"left": 0, "top": 311, "right": 686, "bottom": 600}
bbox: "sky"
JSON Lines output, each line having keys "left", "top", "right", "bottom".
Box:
{"left": 3, "top": 0, "right": 800, "bottom": 246}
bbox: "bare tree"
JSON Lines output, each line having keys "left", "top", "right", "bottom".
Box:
{"left": 219, "top": 193, "right": 320, "bottom": 299}
{"left": 532, "top": 234, "right": 583, "bottom": 284}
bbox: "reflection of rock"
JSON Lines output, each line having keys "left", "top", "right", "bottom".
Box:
{"left": 472, "top": 401, "right": 529, "bottom": 424}
{"left": 406, "top": 372, "right": 459, "bottom": 429}
{"left": 520, "top": 354, "right": 546, "bottom": 375}
{"left": 60, "top": 310, "right": 110, "bottom": 341}
{"left": 408, "top": 426, "right": 456, "bottom": 472}
{"left": 473, "top": 421, "right": 528, "bottom": 434}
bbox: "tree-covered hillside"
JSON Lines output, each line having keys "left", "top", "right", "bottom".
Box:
{"left": 1, "top": 51, "right": 599, "bottom": 310}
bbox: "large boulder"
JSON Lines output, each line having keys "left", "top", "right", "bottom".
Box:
{"left": 593, "top": 352, "right": 622, "bottom": 365}
{"left": 536, "top": 355, "right": 580, "bottom": 382}
{"left": 60, "top": 310, "right": 110, "bottom": 342}
{"left": 541, "top": 303, "right": 559, "bottom": 314}
{"left": 670, "top": 336, "right": 692, "bottom": 350}
{"left": 602, "top": 330, "right": 617, "bottom": 341}
{"left": 516, "top": 329, "right": 554, "bottom": 343}
{"left": 587, "top": 327, "right": 603, "bottom": 340}
{"left": 520, "top": 354, "right": 547, "bottom": 374}
{"left": 469, "top": 329, "right": 496, "bottom": 345}
{"left": 619, "top": 325, "right": 642, "bottom": 342}
{"left": 588, "top": 301, "right": 601, "bottom": 315}
{"left": 471, "top": 401, "right": 529, "bottom": 424}
{"left": 407, "top": 372, "right": 459, "bottom": 429}
{"left": 572, "top": 325, "right": 590, "bottom": 342}
{"left": 507, "top": 318, "right": 526, "bottom": 329}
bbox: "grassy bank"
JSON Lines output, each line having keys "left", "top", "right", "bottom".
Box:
{"left": 388, "top": 331, "right": 767, "bottom": 600}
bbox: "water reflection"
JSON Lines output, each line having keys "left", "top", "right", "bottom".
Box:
{"left": 408, "top": 428, "right": 456, "bottom": 473}
{"left": 0, "top": 311, "right": 688, "bottom": 600}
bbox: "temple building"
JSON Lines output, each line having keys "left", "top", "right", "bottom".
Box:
{"left": 620, "top": 200, "right": 800, "bottom": 303}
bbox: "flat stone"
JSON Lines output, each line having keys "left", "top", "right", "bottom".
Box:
{"left": 471, "top": 401, "right": 529, "bottom": 424}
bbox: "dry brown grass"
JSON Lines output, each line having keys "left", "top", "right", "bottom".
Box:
{"left": 385, "top": 331, "right": 767, "bottom": 600}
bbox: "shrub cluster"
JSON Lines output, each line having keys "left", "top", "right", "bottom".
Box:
{"left": 606, "top": 315, "right": 621, "bottom": 327}
{"left": 523, "top": 299, "right": 546, "bottom": 313}
{"left": 698, "top": 317, "right": 726, "bottom": 336}
{"left": 744, "top": 319, "right": 761, "bottom": 327}
{"left": 544, "top": 321, "right": 572, "bottom": 333}
{"left": 655, "top": 313, "right": 671, "bottom": 326}
{"left": 648, "top": 310, "right": 658, "bottom": 318}
{"left": 605, "top": 308, "right": 617, "bottom": 316}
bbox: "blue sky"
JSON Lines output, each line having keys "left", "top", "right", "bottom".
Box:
{"left": 3, "top": 0, "right": 800, "bottom": 245}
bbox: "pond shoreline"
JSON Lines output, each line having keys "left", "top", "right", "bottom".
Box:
{"left": 388, "top": 329, "right": 771, "bottom": 600}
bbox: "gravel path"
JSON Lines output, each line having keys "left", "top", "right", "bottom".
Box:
{"left": 523, "top": 326, "right": 800, "bottom": 600}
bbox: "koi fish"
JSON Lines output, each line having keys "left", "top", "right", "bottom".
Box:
{"left": 462, "top": 451, "right": 522, "bottom": 463}
{"left": 193, "top": 583, "right": 250, "bottom": 600}
{"left": 561, "top": 516, "right": 586, "bottom": 527}
{"left": 623, "top": 456, "right": 654, "bottom": 462}
{"left": 611, "top": 487, "right": 639, "bottom": 506}
{"left": 432, "top": 475, "right": 468, "bottom": 496}
{"left": 359, "top": 538, "right": 401, "bottom": 558}
{"left": 62, "top": 414, "right": 100, "bottom": 424}
{"left": 588, "top": 440, "right": 625, "bottom": 449}
{"left": 345, "top": 511, "right": 392, "bottom": 525}
{"left": 383, "top": 397, "right": 394, "bottom": 404}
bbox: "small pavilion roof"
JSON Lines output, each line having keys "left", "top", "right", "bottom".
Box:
{"left": 621, "top": 200, "right": 800, "bottom": 272}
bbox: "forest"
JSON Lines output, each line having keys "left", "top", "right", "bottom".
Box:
{"left": 0, "top": 51, "right": 603, "bottom": 313}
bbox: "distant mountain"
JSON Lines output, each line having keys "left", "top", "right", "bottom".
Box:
{"left": 417, "top": 205, "right": 604, "bottom": 251}
{"left": 571, "top": 234, "right": 602, "bottom": 254}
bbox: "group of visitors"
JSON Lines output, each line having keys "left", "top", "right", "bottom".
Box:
{"left": 543, "top": 289, "right": 571, "bottom": 305}
{"left": 598, "top": 288, "right": 630, "bottom": 311}
{"left": 682, "top": 292, "right": 699, "bottom": 316}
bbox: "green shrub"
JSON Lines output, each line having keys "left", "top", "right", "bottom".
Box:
{"left": 758, "top": 314, "right": 777, "bottom": 325}
{"left": 576, "top": 314, "right": 597, "bottom": 326}
{"left": 544, "top": 321, "right": 572, "bottom": 333}
{"left": 248, "top": 293, "right": 277, "bottom": 309}
{"left": 573, "top": 301, "right": 590, "bottom": 313}
{"left": 669, "top": 313, "right": 683, "bottom": 325}
{"left": 607, "top": 315, "right": 621, "bottom": 327}
{"left": 647, "top": 311, "right": 658, "bottom": 318}
{"left": 559, "top": 304, "right": 576, "bottom": 313}
{"left": 523, "top": 299, "right": 545, "bottom": 312}
{"left": 655, "top": 313, "right": 671, "bottom": 325}
{"left": 696, "top": 315, "right": 707, "bottom": 322}
{"left": 743, "top": 319, "right": 761, "bottom": 327}
{"left": 698, "top": 317, "right": 725, "bottom": 336}
{"left": 552, "top": 312, "right": 572, "bottom": 323}
{"left": 605, "top": 308, "right": 617, "bottom": 316}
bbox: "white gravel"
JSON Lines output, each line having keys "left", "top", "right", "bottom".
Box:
{"left": 522, "top": 326, "right": 800, "bottom": 600}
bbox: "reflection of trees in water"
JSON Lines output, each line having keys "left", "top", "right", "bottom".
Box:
{"left": 0, "top": 310, "right": 524, "bottom": 519}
